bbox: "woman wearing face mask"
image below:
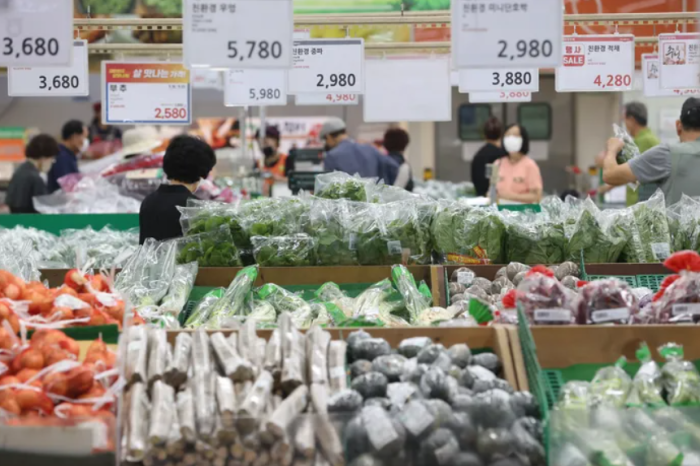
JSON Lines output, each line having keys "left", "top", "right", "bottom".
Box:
{"left": 495, "top": 124, "right": 543, "bottom": 204}
{"left": 6, "top": 134, "right": 59, "bottom": 214}
{"left": 254, "top": 126, "right": 287, "bottom": 196}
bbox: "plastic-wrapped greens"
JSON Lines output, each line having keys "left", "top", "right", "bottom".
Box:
{"left": 315, "top": 172, "right": 377, "bottom": 202}
{"left": 258, "top": 283, "right": 310, "bottom": 316}
{"left": 504, "top": 212, "right": 566, "bottom": 265}
{"left": 116, "top": 238, "right": 178, "bottom": 307}
{"left": 377, "top": 201, "right": 432, "bottom": 265}
{"left": 352, "top": 280, "right": 395, "bottom": 325}
{"left": 589, "top": 358, "right": 632, "bottom": 408}
{"left": 627, "top": 344, "right": 664, "bottom": 408}
{"left": 516, "top": 272, "right": 576, "bottom": 325}
{"left": 668, "top": 194, "right": 700, "bottom": 253}
{"left": 241, "top": 197, "right": 310, "bottom": 238}
{"left": 391, "top": 265, "right": 431, "bottom": 322}
{"left": 613, "top": 123, "right": 640, "bottom": 166}
{"left": 176, "top": 226, "right": 242, "bottom": 267}
{"left": 349, "top": 203, "right": 386, "bottom": 266}
{"left": 158, "top": 261, "right": 198, "bottom": 319}
{"left": 251, "top": 234, "right": 317, "bottom": 267}
{"left": 248, "top": 300, "right": 277, "bottom": 326}
{"left": 574, "top": 279, "right": 639, "bottom": 325}
{"left": 622, "top": 190, "right": 672, "bottom": 263}
{"left": 205, "top": 266, "right": 259, "bottom": 329}
{"left": 165, "top": 332, "right": 192, "bottom": 388}
{"left": 184, "top": 288, "right": 224, "bottom": 329}
{"left": 308, "top": 199, "right": 359, "bottom": 266}
{"left": 315, "top": 281, "right": 347, "bottom": 302}
{"left": 659, "top": 343, "right": 700, "bottom": 406}
{"left": 565, "top": 201, "right": 630, "bottom": 263}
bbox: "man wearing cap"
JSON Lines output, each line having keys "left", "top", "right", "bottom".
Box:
{"left": 319, "top": 117, "right": 399, "bottom": 183}
{"left": 603, "top": 97, "right": 700, "bottom": 205}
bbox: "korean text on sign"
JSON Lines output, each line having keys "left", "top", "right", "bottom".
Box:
{"left": 642, "top": 54, "right": 700, "bottom": 98}
{"left": 658, "top": 34, "right": 700, "bottom": 90}
{"left": 288, "top": 39, "right": 365, "bottom": 95}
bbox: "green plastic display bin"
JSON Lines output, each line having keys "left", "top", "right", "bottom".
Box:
{"left": 0, "top": 214, "right": 139, "bottom": 235}
{"left": 637, "top": 274, "right": 669, "bottom": 292}
{"left": 497, "top": 204, "right": 542, "bottom": 213}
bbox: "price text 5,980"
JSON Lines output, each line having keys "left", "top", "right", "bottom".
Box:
{"left": 227, "top": 41, "right": 282, "bottom": 61}
{"left": 155, "top": 108, "right": 188, "bottom": 120}
{"left": 39, "top": 75, "right": 79, "bottom": 91}
{"left": 249, "top": 88, "right": 282, "bottom": 100}
{"left": 316, "top": 73, "right": 356, "bottom": 89}
{"left": 3, "top": 37, "right": 59, "bottom": 58}
{"left": 498, "top": 40, "right": 552, "bottom": 60}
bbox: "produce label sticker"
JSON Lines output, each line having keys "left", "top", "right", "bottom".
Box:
{"left": 183, "top": 0, "right": 293, "bottom": 69}
{"left": 0, "top": 0, "right": 73, "bottom": 67}
{"left": 451, "top": 0, "right": 562, "bottom": 69}
{"left": 651, "top": 242, "right": 671, "bottom": 261}
{"left": 387, "top": 241, "right": 403, "bottom": 256}
{"left": 457, "top": 271, "right": 474, "bottom": 286}
{"left": 458, "top": 68, "right": 539, "bottom": 93}
{"left": 295, "top": 93, "right": 359, "bottom": 106}
{"left": 534, "top": 308, "right": 571, "bottom": 323}
{"left": 224, "top": 69, "right": 287, "bottom": 107}
{"left": 468, "top": 91, "right": 532, "bottom": 103}
{"left": 591, "top": 308, "right": 630, "bottom": 323}
{"left": 288, "top": 39, "right": 364, "bottom": 95}
{"left": 102, "top": 62, "right": 192, "bottom": 126}
{"left": 555, "top": 35, "right": 635, "bottom": 93}
{"left": 8, "top": 40, "right": 88, "bottom": 97}
{"left": 641, "top": 54, "right": 700, "bottom": 98}
{"left": 658, "top": 34, "right": 700, "bottom": 90}
{"left": 672, "top": 303, "right": 700, "bottom": 316}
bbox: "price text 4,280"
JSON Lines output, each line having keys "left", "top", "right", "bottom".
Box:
{"left": 249, "top": 88, "right": 282, "bottom": 100}
{"left": 227, "top": 41, "right": 282, "bottom": 62}
{"left": 3, "top": 37, "right": 59, "bottom": 58}
{"left": 39, "top": 75, "right": 79, "bottom": 91}
{"left": 498, "top": 40, "right": 552, "bottom": 61}
{"left": 155, "top": 108, "right": 188, "bottom": 120}
{"left": 594, "top": 74, "right": 632, "bottom": 89}
{"left": 316, "top": 73, "right": 356, "bottom": 89}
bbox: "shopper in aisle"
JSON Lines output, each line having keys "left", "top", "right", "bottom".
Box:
{"left": 139, "top": 135, "right": 216, "bottom": 244}
{"left": 494, "top": 124, "right": 543, "bottom": 204}
{"left": 603, "top": 97, "right": 700, "bottom": 206}
{"left": 321, "top": 117, "right": 399, "bottom": 184}
{"left": 472, "top": 117, "right": 506, "bottom": 197}
{"left": 255, "top": 125, "right": 287, "bottom": 196}
{"left": 6, "top": 134, "right": 59, "bottom": 214}
{"left": 47, "top": 120, "right": 88, "bottom": 193}
{"left": 383, "top": 127, "right": 414, "bottom": 191}
{"left": 88, "top": 102, "right": 122, "bottom": 145}
{"left": 623, "top": 102, "right": 661, "bottom": 205}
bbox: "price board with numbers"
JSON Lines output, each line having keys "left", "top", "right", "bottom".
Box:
{"left": 451, "top": 0, "right": 562, "bottom": 69}
{"left": 458, "top": 68, "right": 539, "bottom": 93}
{"left": 101, "top": 62, "right": 191, "bottom": 126}
{"left": 295, "top": 93, "right": 359, "bottom": 106}
{"left": 658, "top": 34, "right": 700, "bottom": 90}
{"left": 288, "top": 39, "right": 364, "bottom": 95}
{"left": 224, "top": 69, "right": 287, "bottom": 106}
{"left": 468, "top": 90, "right": 532, "bottom": 103}
{"left": 0, "top": 0, "right": 73, "bottom": 67}
{"left": 642, "top": 54, "right": 700, "bottom": 98}
{"left": 555, "top": 35, "right": 635, "bottom": 93}
{"left": 8, "top": 40, "right": 88, "bottom": 97}
{"left": 183, "top": 0, "right": 292, "bottom": 69}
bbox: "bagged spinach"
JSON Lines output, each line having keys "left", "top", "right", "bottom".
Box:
{"left": 176, "top": 226, "right": 242, "bottom": 267}
{"left": 251, "top": 233, "right": 316, "bottom": 266}
{"left": 179, "top": 202, "right": 250, "bottom": 251}
{"left": 308, "top": 198, "right": 359, "bottom": 266}
{"left": 505, "top": 212, "right": 566, "bottom": 265}
{"left": 349, "top": 203, "right": 386, "bottom": 266}
{"left": 565, "top": 200, "right": 630, "bottom": 263}
{"left": 621, "top": 190, "right": 671, "bottom": 263}
{"left": 378, "top": 201, "right": 432, "bottom": 265}
{"left": 314, "top": 171, "right": 377, "bottom": 202}
{"left": 241, "top": 197, "right": 310, "bottom": 238}
{"left": 667, "top": 195, "right": 700, "bottom": 253}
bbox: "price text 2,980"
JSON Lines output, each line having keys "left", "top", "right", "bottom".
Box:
{"left": 316, "top": 73, "right": 356, "bottom": 89}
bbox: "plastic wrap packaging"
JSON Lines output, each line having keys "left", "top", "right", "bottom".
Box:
{"left": 115, "top": 238, "right": 177, "bottom": 307}
{"left": 125, "top": 325, "right": 149, "bottom": 384}
{"left": 0, "top": 237, "right": 41, "bottom": 283}
{"left": 431, "top": 201, "right": 506, "bottom": 264}
{"left": 192, "top": 371, "right": 216, "bottom": 441}
{"left": 184, "top": 288, "right": 224, "bottom": 329}
{"left": 147, "top": 328, "right": 169, "bottom": 387}
{"left": 308, "top": 199, "right": 359, "bottom": 266}
{"left": 314, "top": 171, "right": 378, "bottom": 202}
{"left": 34, "top": 175, "right": 141, "bottom": 213}
{"left": 251, "top": 233, "right": 317, "bottom": 267}
{"left": 264, "top": 329, "right": 282, "bottom": 374}
{"left": 176, "top": 225, "right": 242, "bottom": 267}
{"left": 242, "top": 197, "right": 310, "bottom": 239}
{"left": 149, "top": 380, "right": 176, "bottom": 445}
{"left": 210, "top": 332, "right": 255, "bottom": 381}
{"left": 179, "top": 202, "right": 251, "bottom": 251}
{"left": 205, "top": 266, "right": 258, "bottom": 329}
{"left": 327, "top": 340, "right": 348, "bottom": 393}
{"left": 266, "top": 385, "right": 309, "bottom": 438}
{"left": 126, "top": 382, "right": 150, "bottom": 462}
{"left": 589, "top": 358, "right": 632, "bottom": 408}
{"left": 157, "top": 261, "right": 198, "bottom": 320}
{"left": 667, "top": 195, "right": 700, "bottom": 253}
{"left": 516, "top": 272, "right": 576, "bottom": 325}
{"left": 176, "top": 387, "right": 196, "bottom": 444}
{"left": 377, "top": 201, "right": 432, "bottom": 265}
{"left": 504, "top": 211, "right": 566, "bottom": 265}
{"left": 216, "top": 375, "right": 237, "bottom": 428}
{"left": 575, "top": 279, "right": 639, "bottom": 325}
{"left": 165, "top": 332, "right": 192, "bottom": 388}
{"left": 565, "top": 199, "right": 631, "bottom": 263}
{"left": 191, "top": 330, "right": 212, "bottom": 378}
{"left": 626, "top": 343, "right": 665, "bottom": 407}
{"left": 659, "top": 343, "right": 700, "bottom": 406}
{"left": 307, "top": 326, "right": 331, "bottom": 385}
{"left": 622, "top": 190, "right": 672, "bottom": 263}
{"left": 391, "top": 265, "right": 431, "bottom": 323}
{"left": 612, "top": 123, "right": 641, "bottom": 193}
{"left": 351, "top": 279, "right": 393, "bottom": 325}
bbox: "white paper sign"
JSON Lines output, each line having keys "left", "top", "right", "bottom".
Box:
{"left": 555, "top": 35, "right": 635, "bottom": 93}
{"left": 0, "top": 0, "right": 73, "bottom": 67}
{"left": 672, "top": 303, "right": 700, "bottom": 316}
{"left": 458, "top": 68, "right": 539, "bottom": 93}
{"left": 8, "top": 40, "right": 88, "bottom": 97}
{"left": 102, "top": 61, "right": 192, "bottom": 126}
{"left": 591, "top": 308, "right": 630, "bottom": 323}
{"left": 183, "top": 0, "right": 292, "bottom": 69}
{"left": 659, "top": 34, "right": 700, "bottom": 90}
{"left": 641, "top": 54, "right": 700, "bottom": 98}
{"left": 224, "top": 69, "right": 287, "bottom": 106}
{"left": 534, "top": 308, "right": 572, "bottom": 323}
{"left": 364, "top": 57, "right": 451, "bottom": 122}
{"left": 468, "top": 91, "right": 532, "bottom": 103}
{"left": 295, "top": 93, "right": 359, "bottom": 106}
{"left": 451, "top": 0, "right": 562, "bottom": 69}
{"left": 288, "top": 39, "right": 364, "bottom": 95}
{"left": 192, "top": 68, "right": 223, "bottom": 90}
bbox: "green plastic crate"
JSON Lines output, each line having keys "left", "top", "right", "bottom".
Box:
{"left": 637, "top": 274, "right": 669, "bottom": 292}
{"left": 585, "top": 274, "right": 638, "bottom": 287}
{"left": 516, "top": 307, "right": 552, "bottom": 419}
{"left": 0, "top": 213, "right": 139, "bottom": 234}
{"left": 497, "top": 204, "right": 542, "bottom": 213}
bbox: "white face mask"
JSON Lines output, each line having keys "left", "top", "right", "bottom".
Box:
{"left": 503, "top": 135, "right": 523, "bottom": 154}
{"left": 81, "top": 138, "right": 89, "bottom": 153}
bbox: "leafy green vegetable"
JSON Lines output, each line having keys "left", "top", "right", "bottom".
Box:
{"left": 315, "top": 172, "right": 375, "bottom": 202}
{"left": 205, "top": 266, "right": 259, "bottom": 328}
{"left": 659, "top": 343, "right": 700, "bottom": 406}
{"left": 622, "top": 190, "right": 671, "bottom": 263}
{"left": 184, "top": 288, "right": 225, "bottom": 329}
{"left": 314, "top": 282, "right": 346, "bottom": 302}
{"left": 379, "top": 202, "right": 432, "bottom": 265}
{"left": 391, "top": 265, "right": 431, "bottom": 322}
{"left": 176, "top": 227, "right": 242, "bottom": 267}
{"left": 307, "top": 199, "right": 358, "bottom": 266}
{"left": 613, "top": 123, "right": 641, "bottom": 165}
{"left": 505, "top": 212, "right": 565, "bottom": 265}
{"left": 589, "top": 357, "right": 631, "bottom": 408}
{"left": 565, "top": 200, "right": 630, "bottom": 263}
{"left": 668, "top": 195, "right": 700, "bottom": 253}
{"left": 251, "top": 234, "right": 316, "bottom": 266}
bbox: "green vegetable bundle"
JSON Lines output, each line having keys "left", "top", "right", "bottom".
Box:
{"left": 176, "top": 226, "right": 242, "bottom": 267}
{"left": 315, "top": 172, "right": 376, "bottom": 202}
{"left": 378, "top": 202, "right": 432, "bottom": 265}
{"left": 307, "top": 199, "right": 358, "bottom": 266}
{"left": 659, "top": 343, "right": 700, "bottom": 406}
{"left": 505, "top": 212, "right": 566, "bottom": 265}
{"left": 251, "top": 234, "right": 316, "bottom": 266}
{"left": 184, "top": 288, "right": 224, "bottom": 329}
{"left": 613, "top": 123, "right": 641, "bottom": 165}
{"left": 565, "top": 200, "right": 630, "bottom": 263}
{"left": 242, "top": 198, "right": 310, "bottom": 238}
{"left": 204, "top": 266, "right": 259, "bottom": 328}
{"left": 668, "top": 195, "right": 700, "bottom": 253}
{"left": 391, "top": 265, "right": 431, "bottom": 322}
{"left": 179, "top": 203, "right": 250, "bottom": 250}
{"left": 348, "top": 204, "right": 387, "bottom": 266}
{"left": 621, "top": 190, "right": 672, "bottom": 263}
{"left": 431, "top": 202, "right": 505, "bottom": 264}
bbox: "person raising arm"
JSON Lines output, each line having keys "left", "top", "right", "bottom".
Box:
{"left": 495, "top": 124, "right": 543, "bottom": 204}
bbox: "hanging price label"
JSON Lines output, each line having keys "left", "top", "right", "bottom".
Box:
{"left": 8, "top": 40, "right": 88, "bottom": 97}
{"left": 642, "top": 54, "right": 700, "bottom": 98}
{"left": 658, "top": 34, "right": 700, "bottom": 90}
{"left": 224, "top": 69, "right": 287, "bottom": 106}
{"left": 288, "top": 39, "right": 364, "bottom": 95}
{"left": 468, "top": 91, "right": 532, "bottom": 103}
{"left": 0, "top": 0, "right": 73, "bottom": 67}
{"left": 101, "top": 62, "right": 191, "bottom": 126}
{"left": 458, "top": 68, "right": 539, "bottom": 93}
{"left": 183, "top": 0, "right": 292, "bottom": 69}
{"left": 451, "top": 0, "right": 562, "bottom": 69}
{"left": 295, "top": 93, "right": 359, "bottom": 106}
{"left": 192, "top": 69, "right": 223, "bottom": 90}
{"left": 555, "top": 35, "right": 635, "bottom": 92}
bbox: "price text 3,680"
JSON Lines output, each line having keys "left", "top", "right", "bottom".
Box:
{"left": 39, "top": 75, "right": 79, "bottom": 91}
{"left": 228, "top": 41, "right": 282, "bottom": 61}
{"left": 316, "top": 73, "right": 356, "bottom": 89}
{"left": 155, "top": 108, "right": 188, "bottom": 120}
{"left": 3, "top": 37, "right": 59, "bottom": 58}
{"left": 498, "top": 40, "right": 552, "bottom": 60}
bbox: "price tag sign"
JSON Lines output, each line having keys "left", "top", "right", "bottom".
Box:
{"left": 642, "top": 54, "right": 700, "bottom": 98}
{"left": 451, "top": 0, "right": 562, "bottom": 68}
{"left": 658, "top": 34, "right": 700, "bottom": 90}
{"left": 183, "top": 0, "right": 292, "bottom": 69}
{"left": 8, "top": 40, "right": 88, "bottom": 97}
{"left": 0, "top": 0, "right": 73, "bottom": 67}
{"left": 555, "top": 35, "right": 635, "bottom": 92}
{"left": 192, "top": 68, "right": 223, "bottom": 90}
{"left": 295, "top": 93, "right": 359, "bottom": 106}
{"left": 458, "top": 68, "right": 539, "bottom": 93}
{"left": 288, "top": 39, "right": 364, "bottom": 95}
{"left": 224, "top": 69, "right": 287, "bottom": 106}
{"left": 102, "top": 62, "right": 191, "bottom": 126}
{"left": 468, "top": 91, "right": 532, "bottom": 103}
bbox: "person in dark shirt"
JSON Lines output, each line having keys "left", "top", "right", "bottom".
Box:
{"left": 48, "top": 120, "right": 87, "bottom": 193}
{"left": 6, "top": 134, "right": 59, "bottom": 214}
{"left": 471, "top": 117, "right": 506, "bottom": 197}
{"left": 139, "top": 135, "right": 217, "bottom": 244}
{"left": 88, "top": 102, "right": 122, "bottom": 144}
{"left": 383, "top": 128, "right": 414, "bottom": 191}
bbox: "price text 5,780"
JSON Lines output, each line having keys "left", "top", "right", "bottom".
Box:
{"left": 593, "top": 74, "right": 632, "bottom": 89}
{"left": 316, "top": 73, "right": 356, "bottom": 89}
{"left": 498, "top": 40, "right": 553, "bottom": 61}
{"left": 3, "top": 37, "right": 59, "bottom": 58}
{"left": 39, "top": 75, "right": 79, "bottom": 91}
{"left": 155, "top": 108, "right": 188, "bottom": 120}
{"left": 227, "top": 41, "right": 282, "bottom": 62}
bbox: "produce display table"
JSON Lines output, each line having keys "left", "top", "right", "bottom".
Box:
{"left": 0, "top": 213, "right": 139, "bottom": 234}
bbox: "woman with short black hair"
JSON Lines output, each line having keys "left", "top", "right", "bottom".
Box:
{"left": 471, "top": 117, "right": 506, "bottom": 197}
{"left": 6, "top": 134, "right": 59, "bottom": 214}
{"left": 139, "top": 135, "right": 216, "bottom": 244}
{"left": 383, "top": 128, "right": 413, "bottom": 191}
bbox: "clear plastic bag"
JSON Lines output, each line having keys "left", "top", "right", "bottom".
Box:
{"left": 348, "top": 203, "right": 386, "bottom": 266}
{"left": 378, "top": 202, "right": 432, "bottom": 265}
{"left": 314, "top": 171, "right": 378, "bottom": 202}
{"left": 308, "top": 198, "right": 359, "bottom": 266}
{"left": 391, "top": 265, "right": 431, "bottom": 323}
{"left": 621, "top": 190, "right": 672, "bottom": 263}
{"left": 589, "top": 357, "right": 632, "bottom": 408}
{"left": 205, "top": 266, "right": 259, "bottom": 329}
{"left": 565, "top": 199, "right": 630, "bottom": 263}
{"left": 115, "top": 238, "right": 178, "bottom": 307}
{"left": 667, "top": 194, "right": 700, "bottom": 253}
{"left": 176, "top": 226, "right": 242, "bottom": 267}
{"left": 626, "top": 343, "right": 665, "bottom": 407}
{"left": 574, "top": 278, "right": 639, "bottom": 325}
{"left": 158, "top": 262, "right": 199, "bottom": 319}
{"left": 184, "top": 288, "right": 224, "bottom": 329}
{"left": 504, "top": 211, "right": 566, "bottom": 265}
{"left": 251, "top": 233, "right": 316, "bottom": 267}
{"left": 516, "top": 271, "right": 576, "bottom": 325}
{"left": 33, "top": 175, "right": 141, "bottom": 214}
{"left": 658, "top": 343, "right": 700, "bottom": 406}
